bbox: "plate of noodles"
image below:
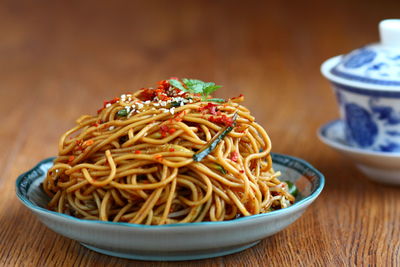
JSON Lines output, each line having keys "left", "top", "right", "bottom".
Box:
{"left": 16, "top": 78, "right": 324, "bottom": 261}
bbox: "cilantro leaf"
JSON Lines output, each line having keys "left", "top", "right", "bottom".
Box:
{"left": 203, "top": 84, "right": 222, "bottom": 96}
{"left": 181, "top": 79, "right": 206, "bottom": 94}
{"left": 169, "top": 78, "right": 222, "bottom": 99}
{"left": 168, "top": 79, "right": 186, "bottom": 91}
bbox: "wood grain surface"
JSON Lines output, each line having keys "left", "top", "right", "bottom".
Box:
{"left": 1, "top": 0, "right": 400, "bottom": 266}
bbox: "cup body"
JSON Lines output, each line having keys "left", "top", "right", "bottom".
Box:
{"left": 329, "top": 82, "right": 400, "bottom": 152}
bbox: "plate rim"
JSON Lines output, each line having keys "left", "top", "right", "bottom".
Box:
{"left": 16, "top": 153, "right": 325, "bottom": 229}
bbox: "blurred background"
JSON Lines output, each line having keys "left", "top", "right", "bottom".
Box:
{"left": 2, "top": 0, "right": 399, "bottom": 161}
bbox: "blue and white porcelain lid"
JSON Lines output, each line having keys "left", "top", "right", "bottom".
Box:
{"left": 321, "top": 19, "right": 400, "bottom": 91}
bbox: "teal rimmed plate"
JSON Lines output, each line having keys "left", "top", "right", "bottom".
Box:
{"left": 16, "top": 153, "right": 324, "bottom": 261}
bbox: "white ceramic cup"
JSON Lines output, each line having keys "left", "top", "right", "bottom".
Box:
{"left": 321, "top": 19, "right": 400, "bottom": 152}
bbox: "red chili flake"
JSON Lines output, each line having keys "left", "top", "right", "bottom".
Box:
{"left": 83, "top": 139, "right": 94, "bottom": 147}
{"left": 137, "top": 88, "right": 156, "bottom": 101}
{"left": 169, "top": 148, "right": 175, "bottom": 152}
{"left": 68, "top": 155, "right": 75, "bottom": 163}
{"left": 160, "top": 125, "right": 169, "bottom": 132}
{"left": 157, "top": 80, "right": 170, "bottom": 88}
{"left": 160, "top": 125, "right": 170, "bottom": 137}
{"left": 200, "top": 103, "right": 218, "bottom": 115}
{"left": 155, "top": 88, "right": 164, "bottom": 94}
{"left": 231, "top": 94, "right": 244, "bottom": 100}
{"left": 230, "top": 94, "right": 244, "bottom": 103}
{"left": 221, "top": 115, "right": 234, "bottom": 127}
{"left": 103, "top": 97, "right": 120, "bottom": 108}
{"left": 231, "top": 151, "right": 239, "bottom": 162}
{"left": 135, "top": 150, "right": 141, "bottom": 154}
{"left": 168, "top": 128, "right": 176, "bottom": 134}
{"left": 208, "top": 115, "right": 234, "bottom": 127}
{"left": 158, "top": 94, "right": 171, "bottom": 101}
{"left": 91, "top": 123, "right": 99, "bottom": 127}
{"left": 97, "top": 108, "right": 104, "bottom": 114}
{"left": 239, "top": 170, "right": 244, "bottom": 174}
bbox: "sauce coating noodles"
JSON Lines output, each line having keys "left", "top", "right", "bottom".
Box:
{"left": 44, "top": 79, "right": 294, "bottom": 225}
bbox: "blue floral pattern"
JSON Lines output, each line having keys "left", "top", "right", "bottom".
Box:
{"left": 331, "top": 45, "right": 400, "bottom": 86}
{"left": 369, "top": 98, "right": 400, "bottom": 125}
{"left": 343, "top": 49, "right": 376, "bottom": 68}
{"left": 344, "top": 103, "right": 378, "bottom": 147}
{"left": 335, "top": 84, "right": 400, "bottom": 152}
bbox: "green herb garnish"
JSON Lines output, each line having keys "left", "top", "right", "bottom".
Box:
{"left": 170, "top": 101, "right": 182, "bottom": 107}
{"left": 117, "top": 109, "right": 128, "bottom": 117}
{"left": 168, "top": 79, "right": 186, "bottom": 91}
{"left": 284, "top": 181, "right": 298, "bottom": 197}
{"left": 169, "top": 78, "right": 222, "bottom": 100}
{"left": 204, "top": 98, "right": 226, "bottom": 103}
{"left": 193, "top": 113, "right": 238, "bottom": 162}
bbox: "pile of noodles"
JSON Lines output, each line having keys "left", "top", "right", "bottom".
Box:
{"left": 43, "top": 79, "right": 295, "bottom": 225}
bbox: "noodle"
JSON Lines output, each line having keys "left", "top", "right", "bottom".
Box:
{"left": 43, "top": 78, "right": 295, "bottom": 225}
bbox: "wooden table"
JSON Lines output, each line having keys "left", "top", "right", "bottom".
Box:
{"left": 1, "top": 1, "right": 399, "bottom": 266}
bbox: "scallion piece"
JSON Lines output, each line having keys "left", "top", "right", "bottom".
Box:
{"left": 204, "top": 98, "right": 226, "bottom": 103}
{"left": 284, "top": 181, "right": 298, "bottom": 197}
{"left": 117, "top": 109, "right": 128, "bottom": 117}
{"left": 193, "top": 113, "right": 238, "bottom": 162}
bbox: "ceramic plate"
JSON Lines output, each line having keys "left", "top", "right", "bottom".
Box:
{"left": 16, "top": 153, "right": 324, "bottom": 261}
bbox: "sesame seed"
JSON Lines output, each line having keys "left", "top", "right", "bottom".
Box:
{"left": 153, "top": 103, "right": 160, "bottom": 107}
{"left": 170, "top": 107, "right": 175, "bottom": 115}
{"left": 180, "top": 102, "right": 184, "bottom": 106}
{"left": 121, "top": 94, "right": 126, "bottom": 99}
{"left": 109, "top": 126, "right": 115, "bottom": 131}
{"left": 106, "top": 103, "right": 111, "bottom": 108}
{"left": 160, "top": 101, "right": 167, "bottom": 107}
{"left": 137, "top": 103, "right": 144, "bottom": 109}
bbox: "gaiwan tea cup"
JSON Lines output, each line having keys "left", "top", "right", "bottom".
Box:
{"left": 321, "top": 19, "right": 400, "bottom": 152}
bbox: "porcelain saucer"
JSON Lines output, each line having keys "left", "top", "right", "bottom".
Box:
{"left": 318, "top": 119, "right": 400, "bottom": 185}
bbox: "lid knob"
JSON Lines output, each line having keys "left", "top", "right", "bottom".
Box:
{"left": 379, "top": 19, "right": 400, "bottom": 47}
